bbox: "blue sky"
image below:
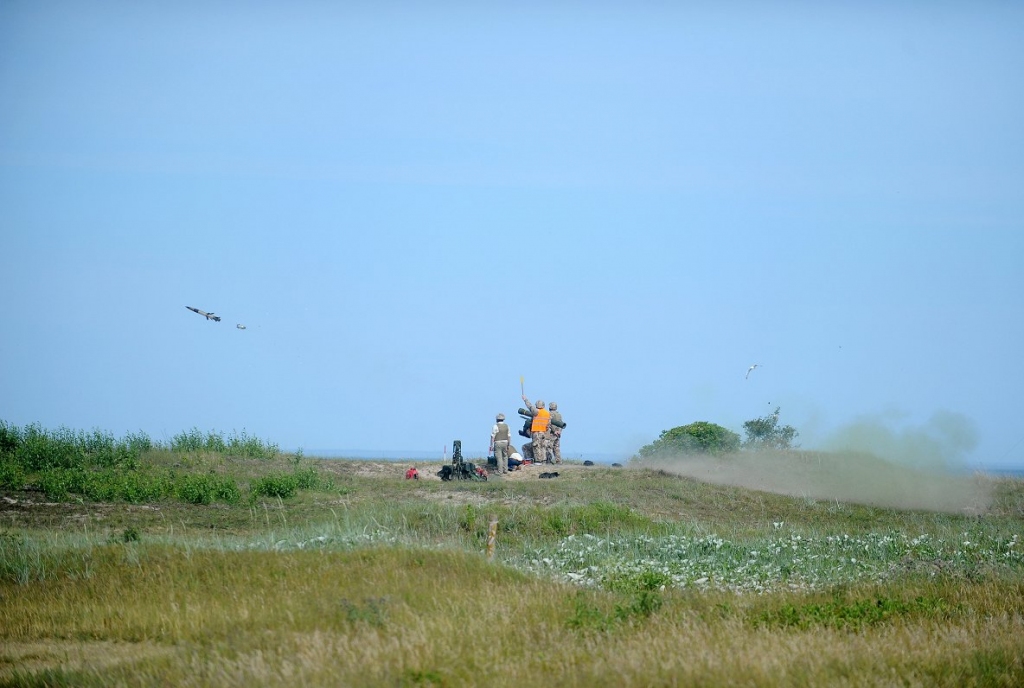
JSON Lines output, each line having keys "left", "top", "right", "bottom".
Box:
{"left": 2, "top": 2, "right": 1022, "bottom": 468}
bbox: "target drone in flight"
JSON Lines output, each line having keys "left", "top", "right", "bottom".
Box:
{"left": 186, "top": 306, "right": 221, "bottom": 322}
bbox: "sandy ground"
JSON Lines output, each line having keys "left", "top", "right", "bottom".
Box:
{"left": 639, "top": 453, "right": 994, "bottom": 514}
{"left": 331, "top": 458, "right": 586, "bottom": 482}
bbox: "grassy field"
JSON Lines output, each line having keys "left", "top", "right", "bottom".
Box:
{"left": 1, "top": 444, "right": 1022, "bottom": 687}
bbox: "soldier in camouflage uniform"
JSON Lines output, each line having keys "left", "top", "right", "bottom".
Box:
{"left": 489, "top": 413, "right": 511, "bottom": 475}
{"left": 548, "top": 402, "right": 563, "bottom": 464}
{"left": 521, "top": 395, "right": 551, "bottom": 464}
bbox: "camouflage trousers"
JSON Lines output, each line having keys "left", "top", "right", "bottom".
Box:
{"left": 549, "top": 429, "right": 561, "bottom": 463}
{"left": 531, "top": 431, "right": 550, "bottom": 464}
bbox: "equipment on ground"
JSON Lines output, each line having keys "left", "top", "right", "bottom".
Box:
{"left": 437, "top": 440, "right": 487, "bottom": 481}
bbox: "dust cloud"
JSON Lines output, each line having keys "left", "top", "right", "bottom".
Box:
{"left": 637, "top": 411, "right": 993, "bottom": 514}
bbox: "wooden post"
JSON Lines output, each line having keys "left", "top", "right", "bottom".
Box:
{"left": 486, "top": 515, "right": 498, "bottom": 560}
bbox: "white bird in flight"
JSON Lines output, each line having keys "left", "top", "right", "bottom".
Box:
{"left": 745, "top": 364, "right": 760, "bottom": 379}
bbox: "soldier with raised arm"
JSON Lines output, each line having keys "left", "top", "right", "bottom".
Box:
{"left": 521, "top": 396, "right": 552, "bottom": 464}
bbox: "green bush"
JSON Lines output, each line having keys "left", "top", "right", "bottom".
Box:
{"left": 0, "top": 460, "right": 25, "bottom": 490}
{"left": 0, "top": 421, "right": 145, "bottom": 472}
{"left": 171, "top": 428, "right": 218, "bottom": 454}
{"left": 36, "top": 469, "right": 236, "bottom": 505}
{"left": 752, "top": 595, "right": 951, "bottom": 630}
{"left": 33, "top": 468, "right": 172, "bottom": 503}
{"left": 124, "top": 472, "right": 174, "bottom": 503}
{"left": 743, "top": 407, "right": 799, "bottom": 450}
{"left": 212, "top": 477, "right": 242, "bottom": 504}
{"left": 37, "top": 468, "right": 83, "bottom": 501}
{"left": 171, "top": 427, "right": 278, "bottom": 459}
{"left": 175, "top": 474, "right": 216, "bottom": 504}
{"left": 566, "top": 588, "right": 664, "bottom": 633}
{"left": 83, "top": 470, "right": 172, "bottom": 503}
{"left": 172, "top": 474, "right": 241, "bottom": 505}
{"left": 605, "top": 568, "right": 673, "bottom": 595}
{"left": 635, "top": 421, "right": 741, "bottom": 459}
{"left": 0, "top": 419, "right": 21, "bottom": 455}
{"left": 250, "top": 473, "right": 298, "bottom": 499}
{"left": 125, "top": 431, "right": 153, "bottom": 454}
{"left": 248, "top": 466, "right": 325, "bottom": 500}
{"left": 80, "top": 471, "right": 118, "bottom": 502}
{"left": 293, "top": 466, "right": 325, "bottom": 490}
{"left": 19, "top": 425, "right": 78, "bottom": 470}
{"left": 227, "top": 430, "right": 279, "bottom": 460}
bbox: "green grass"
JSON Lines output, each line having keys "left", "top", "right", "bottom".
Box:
{"left": 0, "top": 421, "right": 314, "bottom": 506}
{"left": 1, "top": 425, "right": 1023, "bottom": 686}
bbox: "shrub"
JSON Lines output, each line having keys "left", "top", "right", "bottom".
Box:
{"left": 0, "top": 460, "right": 25, "bottom": 490}
{"left": 0, "top": 421, "right": 144, "bottom": 472}
{"left": 85, "top": 470, "right": 172, "bottom": 503}
{"left": 743, "top": 407, "right": 799, "bottom": 450}
{"left": 212, "top": 477, "right": 242, "bottom": 504}
{"left": 175, "top": 474, "right": 216, "bottom": 505}
{"left": 37, "top": 468, "right": 83, "bottom": 501}
{"left": 171, "top": 427, "right": 278, "bottom": 459}
{"left": 0, "top": 419, "right": 21, "bottom": 455}
{"left": 170, "top": 428, "right": 204, "bottom": 453}
{"left": 566, "top": 588, "right": 664, "bottom": 633}
{"left": 293, "top": 466, "right": 324, "bottom": 490}
{"left": 635, "top": 421, "right": 741, "bottom": 459}
{"left": 250, "top": 473, "right": 298, "bottom": 499}
{"left": 752, "top": 595, "right": 951, "bottom": 630}
{"left": 171, "top": 428, "right": 225, "bottom": 454}
{"left": 227, "top": 430, "right": 279, "bottom": 460}
{"left": 19, "top": 424, "right": 78, "bottom": 471}
{"left": 125, "top": 431, "right": 153, "bottom": 454}
{"left": 171, "top": 473, "right": 241, "bottom": 505}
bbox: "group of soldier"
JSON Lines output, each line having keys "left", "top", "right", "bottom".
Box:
{"left": 488, "top": 396, "right": 563, "bottom": 476}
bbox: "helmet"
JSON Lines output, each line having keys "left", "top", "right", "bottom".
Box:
{"left": 496, "top": 413, "right": 505, "bottom": 421}
{"left": 536, "top": 400, "right": 545, "bottom": 408}
{"left": 549, "top": 402, "right": 557, "bottom": 410}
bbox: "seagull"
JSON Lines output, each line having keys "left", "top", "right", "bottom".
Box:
{"left": 236, "top": 324, "right": 246, "bottom": 330}
{"left": 745, "top": 364, "right": 760, "bottom": 380}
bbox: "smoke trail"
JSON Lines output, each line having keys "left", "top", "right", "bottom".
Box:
{"left": 823, "top": 409, "right": 979, "bottom": 471}
{"left": 636, "top": 411, "right": 992, "bottom": 513}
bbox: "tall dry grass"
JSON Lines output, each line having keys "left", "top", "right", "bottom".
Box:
{"left": 1, "top": 458, "right": 1022, "bottom": 686}
{"left": 1, "top": 545, "right": 1022, "bottom": 686}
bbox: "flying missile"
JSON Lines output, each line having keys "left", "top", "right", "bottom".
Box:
{"left": 186, "top": 306, "right": 221, "bottom": 322}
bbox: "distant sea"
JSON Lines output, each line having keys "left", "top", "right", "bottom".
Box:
{"left": 979, "top": 466, "right": 1024, "bottom": 479}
